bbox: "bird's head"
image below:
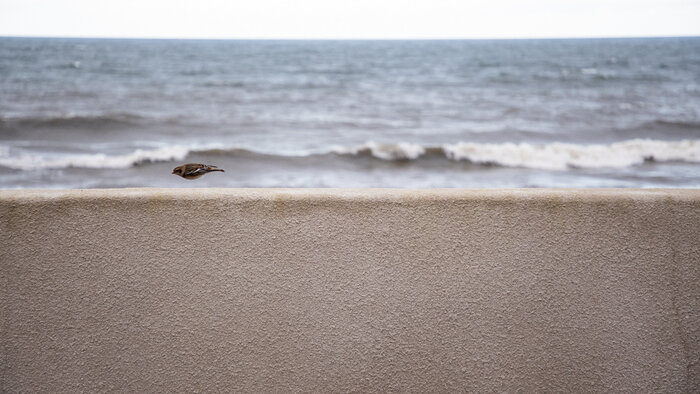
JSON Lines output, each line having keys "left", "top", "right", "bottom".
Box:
{"left": 172, "top": 166, "right": 183, "bottom": 176}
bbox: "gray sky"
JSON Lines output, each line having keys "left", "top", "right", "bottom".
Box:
{"left": 1, "top": 0, "right": 699, "bottom": 39}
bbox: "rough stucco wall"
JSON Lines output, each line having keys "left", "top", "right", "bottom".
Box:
{"left": 0, "top": 188, "right": 698, "bottom": 393}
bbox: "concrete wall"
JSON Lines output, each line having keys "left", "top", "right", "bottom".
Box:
{"left": 1, "top": 188, "right": 698, "bottom": 393}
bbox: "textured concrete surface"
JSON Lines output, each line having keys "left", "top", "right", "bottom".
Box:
{"left": 1, "top": 188, "right": 698, "bottom": 393}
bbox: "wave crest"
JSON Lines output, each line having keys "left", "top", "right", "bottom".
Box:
{"left": 1, "top": 139, "right": 698, "bottom": 171}
{"left": 332, "top": 141, "right": 426, "bottom": 160}
{"left": 0, "top": 145, "right": 190, "bottom": 170}
{"left": 442, "top": 139, "right": 700, "bottom": 170}
{"left": 334, "top": 139, "right": 700, "bottom": 170}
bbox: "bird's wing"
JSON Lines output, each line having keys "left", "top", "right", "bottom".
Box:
{"left": 186, "top": 166, "right": 209, "bottom": 175}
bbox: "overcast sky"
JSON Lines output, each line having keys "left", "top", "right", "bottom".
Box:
{"left": 1, "top": 0, "right": 699, "bottom": 39}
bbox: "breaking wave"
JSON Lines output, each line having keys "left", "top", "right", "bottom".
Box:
{"left": 0, "top": 145, "right": 190, "bottom": 170}
{"left": 440, "top": 139, "right": 700, "bottom": 170}
{"left": 332, "top": 141, "right": 427, "bottom": 160}
{"left": 1, "top": 139, "right": 699, "bottom": 171}
{"left": 334, "top": 139, "right": 700, "bottom": 170}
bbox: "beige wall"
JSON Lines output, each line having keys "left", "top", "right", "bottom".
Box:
{"left": 1, "top": 188, "right": 698, "bottom": 393}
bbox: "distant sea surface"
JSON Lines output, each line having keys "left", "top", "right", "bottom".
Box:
{"left": 1, "top": 37, "right": 699, "bottom": 188}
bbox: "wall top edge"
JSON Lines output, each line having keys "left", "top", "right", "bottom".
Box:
{"left": 1, "top": 188, "right": 699, "bottom": 203}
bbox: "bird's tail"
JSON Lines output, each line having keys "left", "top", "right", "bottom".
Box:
{"left": 207, "top": 166, "right": 225, "bottom": 172}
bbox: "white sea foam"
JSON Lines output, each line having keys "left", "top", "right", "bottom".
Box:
{"left": 332, "top": 139, "right": 700, "bottom": 169}
{"left": 1, "top": 139, "right": 699, "bottom": 171}
{"left": 0, "top": 145, "right": 191, "bottom": 170}
{"left": 333, "top": 141, "right": 426, "bottom": 160}
{"left": 442, "top": 139, "right": 700, "bottom": 170}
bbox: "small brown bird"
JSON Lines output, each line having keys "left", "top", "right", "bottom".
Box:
{"left": 172, "top": 163, "right": 225, "bottom": 180}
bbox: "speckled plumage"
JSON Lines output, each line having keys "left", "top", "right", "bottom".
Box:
{"left": 172, "top": 163, "right": 225, "bottom": 180}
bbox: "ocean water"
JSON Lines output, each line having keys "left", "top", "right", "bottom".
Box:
{"left": 1, "top": 37, "right": 699, "bottom": 189}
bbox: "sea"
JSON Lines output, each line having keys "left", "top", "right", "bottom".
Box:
{"left": 1, "top": 37, "right": 699, "bottom": 189}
